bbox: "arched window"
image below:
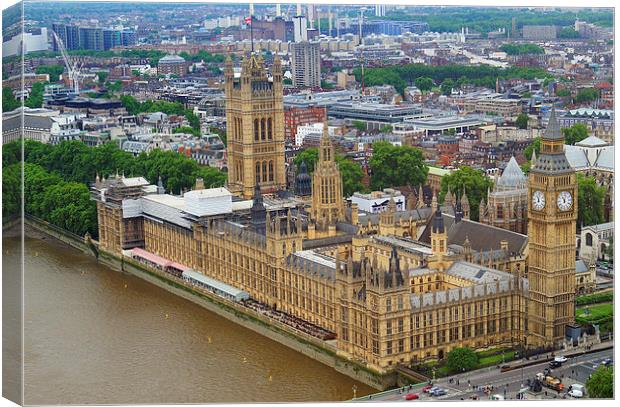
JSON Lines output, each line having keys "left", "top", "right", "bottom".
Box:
{"left": 254, "top": 119, "right": 259, "bottom": 141}
{"left": 267, "top": 118, "right": 273, "bottom": 139}
{"left": 262, "top": 161, "right": 267, "bottom": 182}
{"left": 585, "top": 233, "right": 593, "bottom": 247}
{"left": 261, "top": 118, "right": 266, "bottom": 140}
{"left": 268, "top": 160, "right": 274, "bottom": 182}
{"left": 256, "top": 162, "right": 261, "bottom": 183}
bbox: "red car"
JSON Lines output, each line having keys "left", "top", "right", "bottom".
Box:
{"left": 422, "top": 385, "right": 434, "bottom": 393}
{"left": 405, "top": 393, "right": 419, "bottom": 400}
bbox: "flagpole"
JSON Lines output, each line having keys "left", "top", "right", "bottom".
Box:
{"left": 250, "top": 15, "right": 254, "bottom": 54}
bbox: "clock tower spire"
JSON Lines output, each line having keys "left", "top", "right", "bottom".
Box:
{"left": 527, "top": 107, "right": 577, "bottom": 349}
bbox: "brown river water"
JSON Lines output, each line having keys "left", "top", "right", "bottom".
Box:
{"left": 4, "top": 229, "right": 374, "bottom": 404}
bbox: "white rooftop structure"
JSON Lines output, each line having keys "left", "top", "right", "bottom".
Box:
{"left": 564, "top": 136, "right": 614, "bottom": 172}
{"left": 495, "top": 156, "right": 527, "bottom": 191}
{"left": 184, "top": 187, "right": 233, "bottom": 216}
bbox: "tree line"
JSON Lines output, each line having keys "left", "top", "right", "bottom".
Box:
{"left": 3, "top": 140, "right": 228, "bottom": 236}
{"left": 353, "top": 64, "right": 552, "bottom": 95}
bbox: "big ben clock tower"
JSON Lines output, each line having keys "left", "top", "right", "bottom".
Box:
{"left": 527, "top": 108, "right": 577, "bottom": 349}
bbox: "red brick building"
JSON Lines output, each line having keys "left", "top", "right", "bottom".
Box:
{"left": 284, "top": 106, "right": 326, "bottom": 144}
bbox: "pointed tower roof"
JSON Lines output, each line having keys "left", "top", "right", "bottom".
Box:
{"left": 432, "top": 209, "right": 445, "bottom": 234}
{"left": 461, "top": 190, "right": 469, "bottom": 205}
{"left": 496, "top": 156, "right": 527, "bottom": 190}
{"left": 543, "top": 107, "right": 563, "bottom": 141}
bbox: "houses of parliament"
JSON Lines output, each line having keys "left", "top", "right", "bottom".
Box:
{"left": 93, "top": 56, "right": 582, "bottom": 373}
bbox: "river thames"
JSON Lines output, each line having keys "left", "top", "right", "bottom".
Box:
{"left": 7, "top": 229, "right": 374, "bottom": 404}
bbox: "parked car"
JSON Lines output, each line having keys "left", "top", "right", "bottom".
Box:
{"left": 404, "top": 393, "right": 419, "bottom": 400}
{"left": 568, "top": 389, "right": 583, "bottom": 398}
{"left": 500, "top": 365, "right": 512, "bottom": 372}
{"left": 554, "top": 356, "right": 568, "bottom": 363}
{"left": 431, "top": 388, "right": 447, "bottom": 396}
{"left": 422, "top": 385, "right": 434, "bottom": 393}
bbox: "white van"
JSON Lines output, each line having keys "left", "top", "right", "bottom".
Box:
{"left": 568, "top": 389, "right": 583, "bottom": 398}
{"left": 571, "top": 384, "right": 585, "bottom": 394}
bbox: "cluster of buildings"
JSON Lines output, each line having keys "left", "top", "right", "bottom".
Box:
{"left": 51, "top": 23, "right": 137, "bottom": 51}
{"left": 91, "top": 56, "right": 600, "bottom": 376}
{"left": 3, "top": 3, "right": 614, "bottom": 385}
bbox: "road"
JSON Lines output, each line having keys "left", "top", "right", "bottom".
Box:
{"left": 359, "top": 348, "right": 612, "bottom": 402}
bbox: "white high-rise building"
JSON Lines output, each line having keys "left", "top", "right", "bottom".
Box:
{"left": 290, "top": 41, "right": 321, "bottom": 88}
{"left": 293, "top": 16, "right": 308, "bottom": 42}
{"left": 375, "top": 5, "right": 386, "bottom": 17}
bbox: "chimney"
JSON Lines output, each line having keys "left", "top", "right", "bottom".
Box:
{"left": 351, "top": 202, "right": 359, "bottom": 225}
{"left": 195, "top": 177, "right": 205, "bottom": 190}
{"left": 500, "top": 240, "right": 509, "bottom": 251}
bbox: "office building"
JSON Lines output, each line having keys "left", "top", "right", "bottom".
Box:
{"left": 290, "top": 41, "right": 321, "bottom": 88}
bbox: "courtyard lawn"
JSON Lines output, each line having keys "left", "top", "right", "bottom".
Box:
{"left": 576, "top": 303, "right": 613, "bottom": 321}
{"left": 576, "top": 303, "right": 614, "bottom": 334}
{"left": 479, "top": 351, "right": 516, "bottom": 367}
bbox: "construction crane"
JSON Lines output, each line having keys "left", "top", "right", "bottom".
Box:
{"left": 52, "top": 30, "right": 82, "bottom": 95}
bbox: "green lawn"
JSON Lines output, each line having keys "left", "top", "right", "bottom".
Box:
{"left": 576, "top": 303, "right": 613, "bottom": 321}
{"left": 576, "top": 303, "right": 614, "bottom": 334}
{"left": 479, "top": 351, "right": 516, "bottom": 367}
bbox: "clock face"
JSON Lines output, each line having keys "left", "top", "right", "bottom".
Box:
{"left": 532, "top": 190, "right": 546, "bottom": 211}
{"left": 557, "top": 191, "right": 573, "bottom": 211}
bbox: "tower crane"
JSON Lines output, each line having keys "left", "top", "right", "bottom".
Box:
{"left": 52, "top": 30, "right": 82, "bottom": 95}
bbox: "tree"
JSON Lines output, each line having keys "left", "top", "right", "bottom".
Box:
{"left": 351, "top": 120, "right": 366, "bottom": 132}
{"left": 515, "top": 113, "right": 529, "bottom": 129}
{"left": 196, "top": 165, "right": 227, "bottom": 188}
{"left": 379, "top": 125, "right": 393, "bottom": 133}
{"left": 586, "top": 366, "right": 613, "bottom": 398}
{"left": 446, "top": 348, "right": 479, "bottom": 373}
{"left": 440, "top": 166, "right": 493, "bottom": 221}
{"left": 500, "top": 43, "right": 544, "bottom": 55}
{"left": 440, "top": 78, "right": 455, "bottom": 95}
{"left": 35, "top": 64, "right": 65, "bottom": 82}
{"left": 294, "top": 148, "right": 320, "bottom": 173}
{"left": 520, "top": 161, "right": 531, "bottom": 175}
{"left": 24, "top": 82, "right": 45, "bottom": 108}
{"left": 173, "top": 126, "right": 199, "bottom": 136}
{"left": 3, "top": 87, "right": 20, "bottom": 112}
{"left": 321, "top": 80, "right": 335, "bottom": 89}
{"left": 559, "top": 27, "right": 580, "bottom": 39}
{"left": 105, "top": 80, "right": 122, "bottom": 93}
{"left": 556, "top": 88, "right": 571, "bottom": 98}
{"left": 97, "top": 71, "right": 108, "bottom": 84}
{"left": 575, "top": 88, "right": 599, "bottom": 103}
{"left": 293, "top": 147, "right": 364, "bottom": 196}
{"left": 524, "top": 137, "right": 541, "bottom": 160}
{"left": 577, "top": 174, "right": 605, "bottom": 227}
{"left": 414, "top": 77, "right": 434, "bottom": 92}
{"left": 2, "top": 163, "right": 21, "bottom": 219}
{"left": 369, "top": 142, "right": 428, "bottom": 191}
{"left": 336, "top": 156, "right": 365, "bottom": 197}
{"left": 562, "top": 123, "right": 589, "bottom": 145}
